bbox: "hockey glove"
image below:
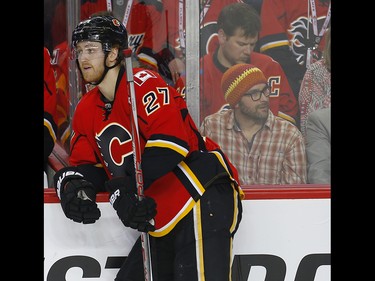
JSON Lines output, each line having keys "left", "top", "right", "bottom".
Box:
{"left": 106, "top": 177, "right": 156, "bottom": 232}
{"left": 54, "top": 169, "right": 101, "bottom": 224}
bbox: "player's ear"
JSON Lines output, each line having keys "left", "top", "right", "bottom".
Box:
{"left": 107, "top": 47, "right": 119, "bottom": 65}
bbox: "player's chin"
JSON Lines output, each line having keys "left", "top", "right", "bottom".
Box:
{"left": 82, "top": 74, "right": 96, "bottom": 84}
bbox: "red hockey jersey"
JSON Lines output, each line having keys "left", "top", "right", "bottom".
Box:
{"left": 50, "top": 41, "right": 72, "bottom": 146}
{"left": 127, "top": 0, "right": 166, "bottom": 68}
{"left": 44, "top": 47, "right": 58, "bottom": 126}
{"left": 69, "top": 67, "right": 242, "bottom": 236}
{"left": 44, "top": 47, "right": 58, "bottom": 162}
{"left": 258, "top": 0, "right": 331, "bottom": 67}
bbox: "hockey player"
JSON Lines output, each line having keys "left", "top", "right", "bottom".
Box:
{"left": 44, "top": 47, "right": 58, "bottom": 170}
{"left": 53, "top": 15, "right": 243, "bottom": 280}
{"left": 50, "top": 1, "right": 168, "bottom": 150}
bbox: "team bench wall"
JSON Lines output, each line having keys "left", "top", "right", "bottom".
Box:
{"left": 44, "top": 142, "right": 331, "bottom": 281}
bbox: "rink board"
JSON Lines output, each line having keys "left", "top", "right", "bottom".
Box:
{"left": 44, "top": 186, "right": 330, "bottom": 281}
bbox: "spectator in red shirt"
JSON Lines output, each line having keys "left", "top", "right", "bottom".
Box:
{"left": 200, "top": 3, "right": 298, "bottom": 125}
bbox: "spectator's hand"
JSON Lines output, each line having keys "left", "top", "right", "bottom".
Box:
{"left": 60, "top": 179, "right": 101, "bottom": 224}
{"left": 106, "top": 177, "right": 156, "bottom": 232}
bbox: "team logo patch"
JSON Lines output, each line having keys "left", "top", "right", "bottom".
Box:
{"left": 95, "top": 123, "right": 133, "bottom": 177}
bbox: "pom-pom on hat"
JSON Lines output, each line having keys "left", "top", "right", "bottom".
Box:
{"left": 221, "top": 64, "right": 267, "bottom": 107}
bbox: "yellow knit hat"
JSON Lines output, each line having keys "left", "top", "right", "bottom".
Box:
{"left": 221, "top": 64, "right": 267, "bottom": 107}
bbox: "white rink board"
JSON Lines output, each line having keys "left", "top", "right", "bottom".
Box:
{"left": 44, "top": 198, "right": 330, "bottom": 281}
{"left": 232, "top": 199, "right": 330, "bottom": 281}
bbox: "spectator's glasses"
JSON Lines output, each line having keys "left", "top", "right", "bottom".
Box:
{"left": 243, "top": 84, "right": 271, "bottom": 101}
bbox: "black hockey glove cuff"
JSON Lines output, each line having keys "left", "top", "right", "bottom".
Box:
{"left": 106, "top": 177, "right": 156, "bottom": 232}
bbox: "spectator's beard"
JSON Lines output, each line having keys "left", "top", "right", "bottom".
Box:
{"left": 238, "top": 100, "right": 269, "bottom": 123}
